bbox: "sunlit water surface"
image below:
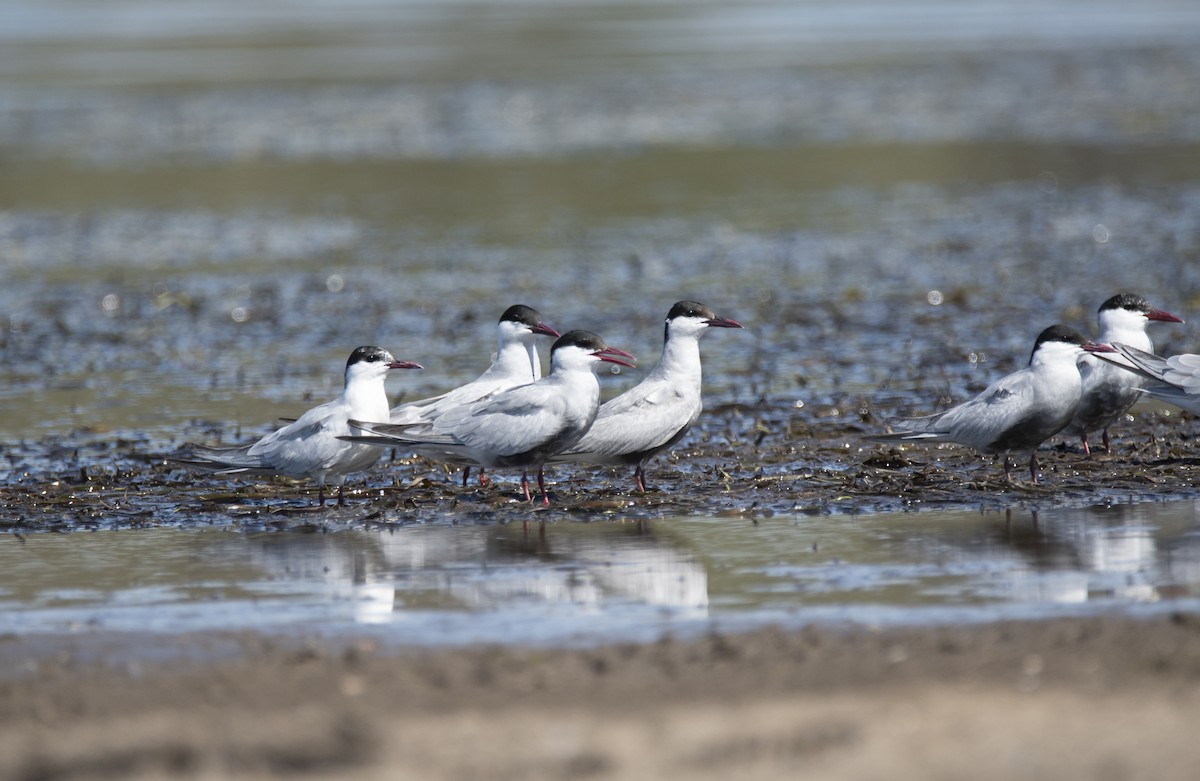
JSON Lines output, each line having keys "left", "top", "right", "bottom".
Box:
{"left": 4, "top": 502, "right": 1198, "bottom": 646}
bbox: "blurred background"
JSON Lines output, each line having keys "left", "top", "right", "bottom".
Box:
{"left": 3, "top": 0, "right": 1200, "bottom": 442}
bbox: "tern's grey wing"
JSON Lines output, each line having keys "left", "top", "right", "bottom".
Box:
{"left": 175, "top": 443, "right": 271, "bottom": 474}
{"left": 871, "top": 369, "right": 1039, "bottom": 452}
{"left": 447, "top": 389, "right": 579, "bottom": 458}
{"left": 929, "top": 372, "right": 1045, "bottom": 449}
{"left": 565, "top": 383, "right": 699, "bottom": 460}
{"left": 178, "top": 411, "right": 342, "bottom": 475}
{"left": 1140, "top": 385, "right": 1200, "bottom": 415}
{"left": 1106, "top": 344, "right": 1200, "bottom": 414}
{"left": 345, "top": 420, "right": 459, "bottom": 446}
{"left": 391, "top": 375, "right": 536, "bottom": 425}
{"left": 248, "top": 413, "right": 352, "bottom": 475}
{"left": 176, "top": 414, "right": 338, "bottom": 476}
{"left": 389, "top": 389, "right": 453, "bottom": 424}
{"left": 1109, "top": 343, "right": 1171, "bottom": 384}
{"left": 249, "top": 397, "right": 335, "bottom": 451}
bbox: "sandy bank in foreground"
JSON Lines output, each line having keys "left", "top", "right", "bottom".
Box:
{"left": 2, "top": 614, "right": 1199, "bottom": 780}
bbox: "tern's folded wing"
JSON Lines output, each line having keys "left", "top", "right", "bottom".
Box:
{"left": 448, "top": 393, "right": 576, "bottom": 458}
{"left": 564, "top": 389, "right": 698, "bottom": 459}
{"left": 1141, "top": 384, "right": 1200, "bottom": 415}
{"left": 1109, "top": 342, "right": 1171, "bottom": 384}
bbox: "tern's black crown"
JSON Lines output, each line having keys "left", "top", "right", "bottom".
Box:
{"left": 346, "top": 345, "right": 394, "bottom": 368}
{"left": 552, "top": 330, "right": 608, "bottom": 354}
{"left": 1028, "top": 324, "right": 1087, "bottom": 364}
{"left": 1098, "top": 293, "right": 1152, "bottom": 314}
{"left": 499, "top": 304, "right": 544, "bottom": 327}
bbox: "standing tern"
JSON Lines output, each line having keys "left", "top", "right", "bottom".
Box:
{"left": 555, "top": 300, "right": 743, "bottom": 492}
{"left": 1062, "top": 293, "right": 1183, "bottom": 454}
{"left": 390, "top": 304, "right": 559, "bottom": 485}
{"left": 867, "top": 325, "right": 1114, "bottom": 483}
{"left": 348, "top": 330, "right": 635, "bottom": 505}
{"left": 176, "top": 346, "right": 422, "bottom": 506}
{"left": 1101, "top": 342, "right": 1200, "bottom": 416}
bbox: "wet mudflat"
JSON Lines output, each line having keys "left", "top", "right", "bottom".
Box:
{"left": 4, "top": 612, "right": 1200, "bottom": 780}
{"left": 4, "top": 2, "right": 1200, "bottom": 778}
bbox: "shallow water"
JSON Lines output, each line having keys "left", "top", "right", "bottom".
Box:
{"left": 4, "top": 1, "right": 1200, "bottom": 647}
{"left": 4, "top": 502, "right": 1198, "bottom": 645}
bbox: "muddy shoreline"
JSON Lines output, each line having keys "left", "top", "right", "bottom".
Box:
{"left": 3, "top": 401, "right": 1200, "bottom": 533}
{"left": 2, "top": 613, "right": 1199, "bottom": 780}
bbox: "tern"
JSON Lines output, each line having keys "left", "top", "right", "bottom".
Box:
{"left": 867, "top": 325, "right": 1114, "bottom": 483}
{"left": 1062, "top": 293, "right": 1183, "bottom": 454}
{"left": 1101, "top": 342, "right": 1200, "bottom": 416}
{"left": 390, "top": 304, "right": 559, "bottom": 485}
{"left": 176, "top": 346, "right": 422, "bottom": 506}
{"left": 348, "top": 330, "right": 635, "bottom": 505}
{"left": 554, "top": 300, "right": 743, "bottom": 492}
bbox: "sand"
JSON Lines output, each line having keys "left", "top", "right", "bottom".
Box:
{"left": 3, "top": 613, "right": 1200, "bottom": 780}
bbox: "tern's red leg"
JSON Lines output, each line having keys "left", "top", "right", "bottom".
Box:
{"left": 1102, "top": 428, "right": 1111, "bottom": 454}
{"left": 1080, "top": 433, "right": 1091, "bottom": 456}
{"left": 633, "top": 464, "right": 647, "bottom": 493}
{"left": 538, "top": 465, "right": 549, "bottom": 506}
{"left": 520, "top": 471, "right": 532, "bottom": 502}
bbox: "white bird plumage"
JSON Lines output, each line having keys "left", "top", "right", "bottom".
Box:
{"left": 348, "top": 330, "right": 635, "bottom": 505}
{"left": 391, "top": 304, "right": 558, "bottom": 425}
{"left": 176, "top": 346, "right": 422, "bottom": 505}
{"left": 1102, "top": 342, "right": 1200, "bottom": 416}
{"left": 388, "top": 304, "right": 559, "bottom": 485}
{"left": 868, "top": 324, "right": 1113, "bottom": 483}
{"left": 555, "top": 300, "right": 743, "bottom": 492}
{"left": 1062, "top": 293, "right": 1183, "bottom": 454}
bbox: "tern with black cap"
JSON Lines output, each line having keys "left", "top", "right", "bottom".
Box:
{"left": 556, "top": 301, "right": 743, "bottom": 492}
{"left": 176, "top": 346, "right": 422, "bottom": 506}
{"left": 868, "top": 325, "right": 1115, "bottom": 483}
{"left": 349, "top": 330, "right": 635, "bottom": 505}
{"left": 389, "top": 304, "right": 560, "bottom": 485}
{"left": 1064, "top": 293, "right": 1183, "bottom": 454}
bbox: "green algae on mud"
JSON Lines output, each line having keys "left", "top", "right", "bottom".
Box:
{"left": 2, "top": 401, "right": 1199, "bottom": 533}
